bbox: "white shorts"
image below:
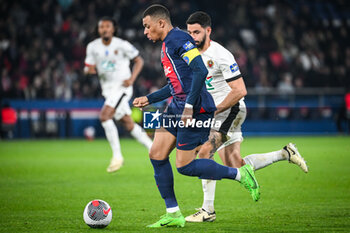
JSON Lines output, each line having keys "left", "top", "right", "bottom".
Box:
{"left": 103, "top": 86, "right": 133, "bottom": 121}
{"left": 213, "top": 99, "right": 246, "bottom": 151}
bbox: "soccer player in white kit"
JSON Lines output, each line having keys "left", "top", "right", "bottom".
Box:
{"left": 185, "top": 11, "right": 308, "bottom": 222}
{"left": 84, "top": 17, "right": 152, "bottom": 173}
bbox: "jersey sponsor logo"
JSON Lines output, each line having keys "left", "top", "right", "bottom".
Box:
{"left": 105, "top": 50, "right": 109, "bottom": 56}
{"left": 207, "top": 59, "right": 214, "bottom": 68}
{"left": 183, "top": 41, "right": 195, "bottom": 51}
{"left": 230, "top": 63, "right": 239, "bottom": 72}
{"left": 101, "top": 60, "right": 116, "bottom": 72}
{"left": 205, "top": 76, "right": 214, "bottom": 90}
{"left": 164, "top": 66, "right": 172, "bottom": 76}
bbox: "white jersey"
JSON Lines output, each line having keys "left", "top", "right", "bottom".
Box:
{"left": 85, "top": 37, "right": 139, "bottom": 96}
{"left": 201, "top": 41, "right": 243, "bottom": 106}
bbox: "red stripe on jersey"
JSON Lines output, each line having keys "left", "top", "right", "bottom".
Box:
{"left": 161, "top": 43, "right": 185, "bottom": 97}
{"left": 84, "top": 63, "right": 95, "bottom": 67}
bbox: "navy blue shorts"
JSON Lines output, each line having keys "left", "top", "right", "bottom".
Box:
{"left": 162, "top": 106, "right": 214, "bottom": 151}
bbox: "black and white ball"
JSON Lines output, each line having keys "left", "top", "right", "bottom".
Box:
{"left": 83, "top": 200, "right": 112, "bottom": 228}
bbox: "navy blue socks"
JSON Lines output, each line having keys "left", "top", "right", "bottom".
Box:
{"left": 150, "top": 158, "right": 178, "bottom": 208}
{"left": 177, "top": 159, "right": 237, "bottom": 180}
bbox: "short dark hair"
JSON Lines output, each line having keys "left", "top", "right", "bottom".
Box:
{"left": 186, "top": 11, "right": 211, "bottom": 28}
{"left": 98, "top": 16, "right": 116, "bottom": 27}
{"left": 143, "top": 4, "right": 170, "bottom": 21}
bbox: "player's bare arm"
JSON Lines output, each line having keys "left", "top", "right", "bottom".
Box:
{"left": 181, "top": 105, "right": 194, "bottom": 125}
{"left": 84, "top": 65, "right": 97, "bottom": 75}
{"left": 123, "top": 55, "right": 144, "bottom": 87}
{"left": 215, "top": 77, "right": 247, "bottom": 115}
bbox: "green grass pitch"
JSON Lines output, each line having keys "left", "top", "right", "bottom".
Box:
{"left": 0, "top": 136, "right": 349, "bottom": 232}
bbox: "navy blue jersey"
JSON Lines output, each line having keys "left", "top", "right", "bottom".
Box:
{"left": 161, "top": 28, "right": 216, "bottom": 113}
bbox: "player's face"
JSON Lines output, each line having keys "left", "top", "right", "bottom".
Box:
{"left": 98, "top": 20, "right": 114, "bottom": 40}
{"left": 187, "top": 23, "right": 207, "bottom": 49}
{"left": 143, "top": 16, "right": 162, "bottom": 42}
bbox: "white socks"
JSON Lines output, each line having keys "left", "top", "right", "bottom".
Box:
{"left": 235, "top": 169, "right": 241, "bottom": 181}
{"left": 166, "top": 206, "right": 180, "bottom": 213}
{"left": 243, "top": 149, "right": 285, "bottom": 171}
{"left": 201, "top": 179, "right": 216, "bottom": 213}
{"left": 130, "top": 123, "right": 153, "bottom": 151}
{"left": 101, "top": 120, "right": 123, "bottom": 160}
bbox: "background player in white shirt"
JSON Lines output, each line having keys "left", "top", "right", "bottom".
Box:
{"left": 84, "top": 17, "right": 152, "bottom": 173}
{"left": 185, "top": 11, "right": 308, "bottom": 222}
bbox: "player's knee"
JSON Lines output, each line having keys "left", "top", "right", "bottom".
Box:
{"left": 198, "top": 143, "right": 213, "bottom": 159}
{"left": 197, "top": 144, "right": 211, "bottom": 159}
{"left": 124, "top": 121, "right": 134, "bottom": 132}
{"left": 149, "top": 147, "right": 164, "bottom": 160}
{"left": 99, "top": 112, "right": 111, "bottom": 122}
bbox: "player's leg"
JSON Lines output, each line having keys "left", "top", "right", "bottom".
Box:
{"left": 147, "top": 128, "right": 186, "bottom": 228}
{"left": 243, "top": 143, "right": 308, "bottom": 172}
{"left": 218, "top": 140, "right": 245, "bottom": 168}
{"left": 175, "top": 111, "right": 260, "bottom": 202}
{"left": 119, "top": 114, "right": 152, "bottom": 150}
{"left": 115, "top": 89, "right": 153, "bottom": 151}
{"left": 99, "top": 104, "right": 124, "bottom": 173}
{"left": 196, "top": 130, "right": 224, "bottom": 159}
{"left": 176, "top": 147, "right": 259, "bottom": 202}
{"left": 185, "top": 130, "right": 223, "bottom": 222}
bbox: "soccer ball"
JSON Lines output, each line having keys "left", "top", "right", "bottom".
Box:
{"left": 83, "top": 200, "right": 112, "bottom": 228}
{"left": 83, "top": 126, "right": 95, "bottom": 141}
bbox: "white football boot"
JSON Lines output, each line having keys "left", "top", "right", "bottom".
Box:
{"left": 107, "top": 157, "right": 124, "bottom": 173}
{"left": 283, "top": 143, "right": 308, "bottom": 173}
{"left": 185, "top": 208, "right": 216, "bottom": 222}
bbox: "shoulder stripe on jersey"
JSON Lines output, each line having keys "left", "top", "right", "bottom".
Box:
{"left": 181, "top": 48, "right": 200, "bottom": 65}
{"left": 226, "top": 75, "right": 242, "bottom": 83}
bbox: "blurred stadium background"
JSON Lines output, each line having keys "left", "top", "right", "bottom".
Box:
{"left": 1, "top": 0, "right": 350, "bottom": 138}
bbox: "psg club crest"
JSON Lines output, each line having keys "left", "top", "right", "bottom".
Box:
{"left": 207, "top": 59, "right": 214, "bottom": 68}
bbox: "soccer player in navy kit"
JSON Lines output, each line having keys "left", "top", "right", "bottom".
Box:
{"left": 133, "top": 4, "right": 260, "bottom": 228}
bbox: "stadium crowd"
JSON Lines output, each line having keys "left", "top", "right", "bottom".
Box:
{"left": 1, "top": 0, "right": 349, "bottom": 100}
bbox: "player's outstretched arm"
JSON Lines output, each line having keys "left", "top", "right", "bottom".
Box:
{"left": 133, "top": 84, "right": 172, "bottom": 108}
{"left": 146, "top": 84, "right": 172, "bottom": 104}
{"left": 123, "top": 55, "right": 144, "bottom": 87}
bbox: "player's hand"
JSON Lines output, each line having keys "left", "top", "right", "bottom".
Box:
{"left": 84, "top": 66, "right": 97, "bottom": 75}
{"left": 181, "top": 107, "right": 193, "bottom": 127}
{"left": 122, "top": 79, "right": 134, "bottom": 87}
{"left": 133, "top": 96, "right": 149, "bottom": 108}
